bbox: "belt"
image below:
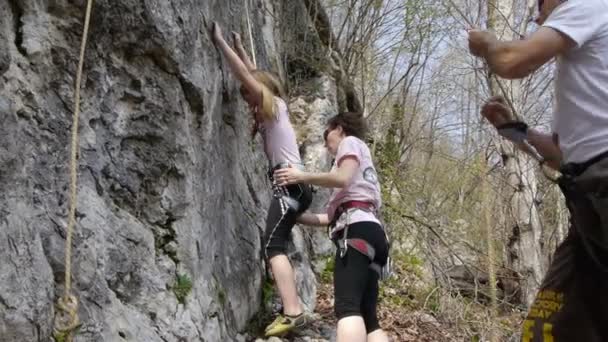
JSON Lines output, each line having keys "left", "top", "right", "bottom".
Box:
{"left": 561, "top": 150, "right": 608, "bottom": 178}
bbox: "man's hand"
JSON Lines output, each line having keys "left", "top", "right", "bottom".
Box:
{"left": 481, "top": 95, "right": 515, "bottom": 128}
{"left": 482, "top": 96, "right": 541, "bottom": 159}
{"left": 468, "top": 29, "right": 497, "bottom": 57}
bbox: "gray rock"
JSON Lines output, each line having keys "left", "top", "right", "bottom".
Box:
{"left": 235, "top": 333, "right": 249, "bottom": 342}
{"left": 0, "top": 0, "right": 355, "bottom": 340}
{"left": 0, "top": 1, "right": 11, "bottom": 77}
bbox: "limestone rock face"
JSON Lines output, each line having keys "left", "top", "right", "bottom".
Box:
{"left": 0, "top": 0, "right": 349, "bottom": 340}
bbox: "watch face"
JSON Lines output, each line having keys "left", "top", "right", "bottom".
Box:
{"left": 363, "top": 167, "right": 378, "bottom": 184}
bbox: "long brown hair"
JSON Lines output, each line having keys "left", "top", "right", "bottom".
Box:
{"left": 240, "top": 70, "right": 287, "bottom": 120}
{"left": 242, "top": 70, "right": 287, "bottom": 139}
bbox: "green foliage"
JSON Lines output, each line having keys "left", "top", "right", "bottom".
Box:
{"left": 53, "top": 331, "right": 68, "bottom": 342}
{"left": 262, "top": 277, "right": 275, "bottom": 307}
{"left": 399, "top": 253, "right": 424, "bottom": 277}
{"left": 217, "top": 287, "right": 227, "bottom": 306}
{"left": 320, "top": 256, "right": 335, "bottom": 283}
{"left": 245, "top": 277, "right": 276, "bottom": 336}
{"left": 53, "top": 326, "right": 81, "bottom": 342}
{"left": 173, "top": 274, "right": 193, "bottom": 305}
{"left": 378, "top": 251, "right": 428, "bottom": 309}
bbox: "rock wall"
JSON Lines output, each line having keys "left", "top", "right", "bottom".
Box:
{"left": 0, "top": 0, "right": 352, "bottom": 341}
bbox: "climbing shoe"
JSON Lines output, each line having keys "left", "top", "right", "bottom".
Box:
{"left": 264, "top": 312, "right": 313, "bottom": 337}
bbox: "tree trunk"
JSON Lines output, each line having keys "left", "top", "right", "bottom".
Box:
{"left": 487, "top": 0, "right": 545, "bottom": 307}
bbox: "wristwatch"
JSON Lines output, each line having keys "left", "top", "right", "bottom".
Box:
{"left": 496, "top": 121, "right": 529, "bottom": 144}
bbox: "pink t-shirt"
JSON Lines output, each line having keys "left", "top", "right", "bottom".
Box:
{"left": 326, "top": 136, "right": 381, "bottom": 224}
{"left": 257, "top": 97, "right": 302, "bottom": 167}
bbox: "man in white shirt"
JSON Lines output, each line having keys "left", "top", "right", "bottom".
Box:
{"left": 468, "top": 0, "right": 608, "bottom": 340}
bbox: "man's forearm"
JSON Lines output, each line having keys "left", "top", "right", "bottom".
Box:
{"left": 522, "top": 128, "right": 562, "bottom": 170}
{"left": 485, "top": 40, "right": 540, "bottom": 79}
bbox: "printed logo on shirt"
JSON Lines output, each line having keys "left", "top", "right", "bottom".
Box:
{"left": 363, "top": 167, "right": 378, "bottom": 184}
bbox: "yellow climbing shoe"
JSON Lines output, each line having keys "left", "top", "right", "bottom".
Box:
{"left": 264, "top": 313, "right": 313, "bottom": 337}
{"left": 264, "top": 315, "right": 285, "bottom": 334}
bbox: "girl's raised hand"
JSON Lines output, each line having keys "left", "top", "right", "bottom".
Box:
{"left": 211, "top": 22, "right": 224, "bottom": 44}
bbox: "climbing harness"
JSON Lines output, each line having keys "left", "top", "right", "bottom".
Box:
{"left": 268, "top": 162, "right": 307, "bottom": 212}
{"left": 330, "top": 201, "right": 392, "bottom": 280}
{"left": 53, "top": 0, "right": 94, "bottom": 340}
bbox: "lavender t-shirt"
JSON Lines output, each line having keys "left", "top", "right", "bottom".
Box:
{"left": 326, "top": 136, "right": 381, "bottom": 224}
{"left": 258, "top": 97, "right": 302, "bottom": 167}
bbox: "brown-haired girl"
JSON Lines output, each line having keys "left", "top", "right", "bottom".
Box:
{"left": 275, "top": 112, "right": 390, "bottom": 342}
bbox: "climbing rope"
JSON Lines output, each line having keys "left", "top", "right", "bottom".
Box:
{"left": 244, "top": 0, "right": 257, "bottom": 68}
{"left": 53, "top": 0, "right": 94, "bottom": 340}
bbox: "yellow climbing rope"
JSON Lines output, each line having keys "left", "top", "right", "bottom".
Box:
{"left": 53, "top": 0, "right": 94, "bottom": 340}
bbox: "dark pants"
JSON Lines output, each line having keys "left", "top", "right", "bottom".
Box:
{"left": 523, "top": 157, "right": 608, "bottom": 341}
{"left": 333, "top": 221, "right": 389, "bottom": 333}
{"left": 264, "top": 183, "right": 312, "bottom": 259}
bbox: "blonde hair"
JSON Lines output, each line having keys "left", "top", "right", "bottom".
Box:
{"left": 241, "top": 70, "right": 286, "bottom": 120}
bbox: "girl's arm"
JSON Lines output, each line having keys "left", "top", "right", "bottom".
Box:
{"left": 296, "top": 212, "right": 330, "bottom": 226}
{"left": 212, "top": 23, "right": 264, "bottom": 112}
{"left": 232, "top": 32, "right": 256, "bottom": 71}
{"left": 274, "top": 157, "right": 359, "bottom": 188}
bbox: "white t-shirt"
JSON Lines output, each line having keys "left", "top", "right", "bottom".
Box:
{"left": 326, "top": 136, "right": 381, "bottom": 225}
{"left": 542, "top": 0, "right": 608, "bottom": 163}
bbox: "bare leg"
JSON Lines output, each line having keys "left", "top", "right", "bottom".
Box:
{"left": 368, "top": 329, "right": 390, "bottom": 342}
{"left": 336, "top": 316, "right": 367, "bottom": 342}
{"left": 269, "top": 254, "right": 302, "bottom": 316}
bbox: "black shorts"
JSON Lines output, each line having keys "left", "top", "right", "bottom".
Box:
{"left": 263, "top": 183, "right": 313, "bottom": 259}
{"left": 523, "top": 157, "right": 608, "bottom": 341}
{"left": 332, "top": 221, "right": 389, "bottom": 333}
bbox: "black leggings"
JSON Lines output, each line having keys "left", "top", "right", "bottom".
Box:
{"left": 264, "top": 183, "right": 312, "bottom": 259}
{"left": 333, "top": 221, "right": 389, "bottom": 333}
